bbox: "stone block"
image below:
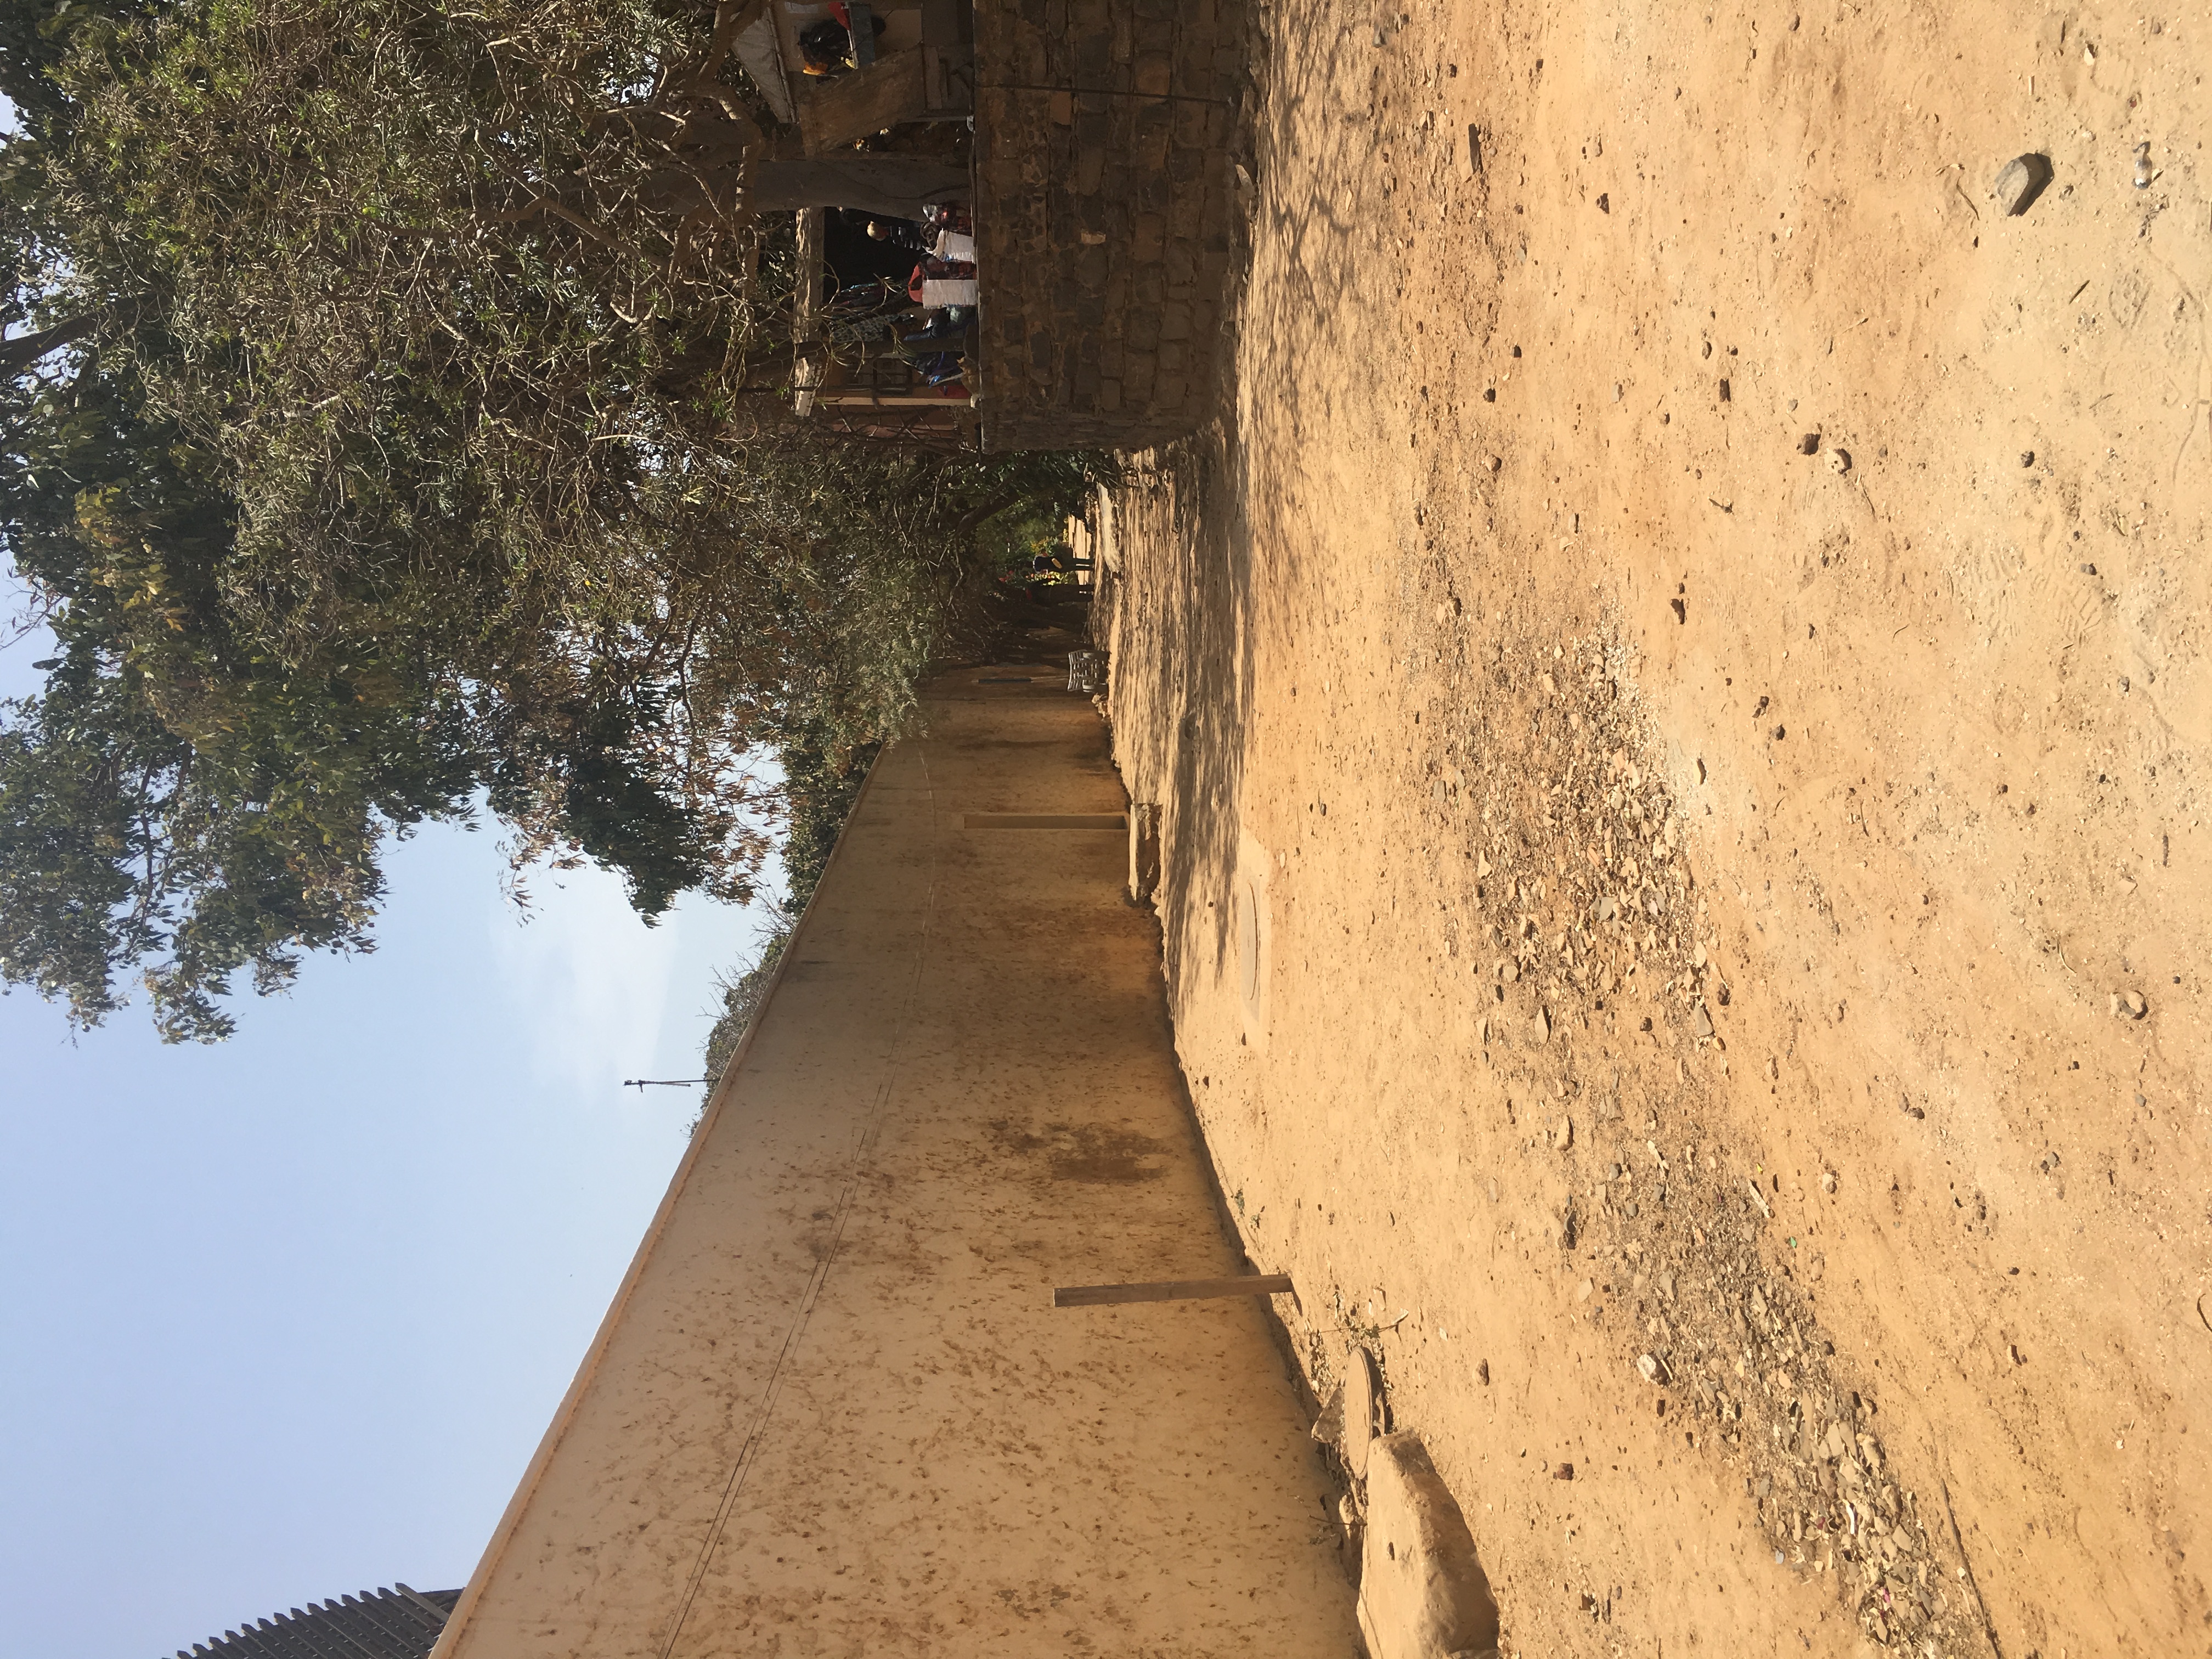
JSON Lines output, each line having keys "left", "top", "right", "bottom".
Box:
{"left": 1098, "top": 376, "right": 1124, "bottom": 413}
{"left": 1111, "top": 9, "right": 1137, "bottom": 60}
{"left": 1134, "top": 52, "right": 1175, "bottom": 96}
{"left": 1357, "top": 1435, "right": 1501, "bottom": 1659}
{"left": 1131, "top": 213, "right": 1167, "bottom": 262}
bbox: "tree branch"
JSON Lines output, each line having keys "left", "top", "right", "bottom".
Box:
{"left": 0, "top": 311, "right": 107, "bottom": 375}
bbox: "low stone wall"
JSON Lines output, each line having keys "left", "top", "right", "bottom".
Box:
{"left": 973, "top": 0, "right": 1246, "bottom": 451}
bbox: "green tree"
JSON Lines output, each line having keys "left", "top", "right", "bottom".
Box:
{"left": 0, "top": 0, "right": 1107, "bottom": 1040}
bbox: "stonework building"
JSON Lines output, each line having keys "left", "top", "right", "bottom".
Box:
{"left": 974, "top": 0, "right": 1247, "bottom": 449}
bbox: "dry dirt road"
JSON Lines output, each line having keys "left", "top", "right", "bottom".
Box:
{"left": 1086, "top": 2, "right": 2210, "bottom": 1656}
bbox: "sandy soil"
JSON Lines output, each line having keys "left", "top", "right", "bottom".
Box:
{"left": 1086, "top": 3, "right": 2211, "bottom": 1655}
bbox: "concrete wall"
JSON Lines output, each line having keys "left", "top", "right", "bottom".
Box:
{"left": 973, "top": 0, "right": 1246, "bottom": 451}
{"left": 428, "top": 672, "right": 1356, "bottom": 1659}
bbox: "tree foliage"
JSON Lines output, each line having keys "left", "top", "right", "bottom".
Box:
{"left": 0, "top": 0, "right": 1106, "bottom": 1041}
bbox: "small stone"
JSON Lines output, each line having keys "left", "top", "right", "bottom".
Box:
{"left": 1373, "top": 26, "right": 1388, "bottom": 45}
{"left": 1576, "top": 1277, "right": 1595, "bottom": 1302}
{"left": 2021, "top": 450, "right": 2036, "bottom": 466}
{"left": 1477, "top": 1358, "right": 1491, "bottom": 1385}
{"left": 1692, "top": 941, "right": 1708, "bottom": 969}
{"left": 1797, "top": 432, "right": 1821, "bottom": 455}
{"left": 1827, "top": 448, "right": 1852, "bottom": 474}
{"left": 1554, "top": 1462, "right": 1576, "bottom": 1480}
{"left": 2080, "top": 562, "right": 2098, "bottom": 574}
{"left": 1487, "top": 454, "right": 1503, "bottom": 471}
{"left": 1310, "top": 1383, "right": 1346, "bottom": 1447}
{"left": 1483, "top": 386, "right": 1497, "bottom": 402}
{"left": 1692, "top": 1002, "right": 1716, "bottom": 1040}
{"left": 2114, "top": 990, "right": 2148, "bottom": 1020}
{"left": 1993, "top": 153, "right": 2053, "bottom": 216}
{"left": 1553, "top": 1115, "right": 1575, "bottom": 1150}
{"left": 1637, "top": 1353, "right": 1664, "bottom": 1384}
{"left": 1820, "top": 1170, "right": 1838, "bottom": 1194}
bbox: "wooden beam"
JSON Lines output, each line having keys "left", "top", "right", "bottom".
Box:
{"left": 1053, "top": 1274, "right": 1295, "bottom": 1308}
{"left": 816, "top": 391, "right": 975, "bottom": 408}
{"left": 796, "top": 48, "right": 932, "bottom": 156}
{"left": 963, "top": 813, "right": 1126, "bottom": 830}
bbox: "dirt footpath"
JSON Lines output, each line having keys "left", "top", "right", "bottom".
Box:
{"left": 1088, "top": 3, "right": 2210, "bottom": 1656}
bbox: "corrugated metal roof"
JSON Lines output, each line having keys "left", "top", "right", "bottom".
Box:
{"left": 170, "top": 1585, "right": 458, "bottom": 1659}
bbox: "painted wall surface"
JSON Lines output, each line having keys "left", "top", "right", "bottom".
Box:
{"left": 430, "top": 674, "right": 1357, "bottom": 1659}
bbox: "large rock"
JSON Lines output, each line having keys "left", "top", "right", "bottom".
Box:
{"left": 1357, "top": 1434, "right": 1501, "bottom": 1659}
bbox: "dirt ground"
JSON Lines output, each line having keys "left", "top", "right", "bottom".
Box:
{"left": 1084, "top": 3, "right": 2210, "bottom": 1656}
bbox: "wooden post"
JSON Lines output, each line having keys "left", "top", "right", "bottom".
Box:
{"left": 1053, "top": 1274, "right": 1294, "bottom": 1307}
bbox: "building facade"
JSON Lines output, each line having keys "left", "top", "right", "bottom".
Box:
{"left": 426, "top": 669, "right": 1355, "bottom": 1658}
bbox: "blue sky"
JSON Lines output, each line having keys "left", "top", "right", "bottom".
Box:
{"left": 0, "top": 603, "right": 780, "bottom": 1658}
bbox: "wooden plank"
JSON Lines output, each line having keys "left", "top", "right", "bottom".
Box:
{"left": 816, "top": 391, "right": 975, "bottom": 408}
{"left": 796, "top": 48, "right": 932, "bottom": 156}
{"left": 1053, "top": 1274, "right": 1295, "bottom": 1308}
{"left": 963, "top": 813, "right": 1126, "bottom": 830}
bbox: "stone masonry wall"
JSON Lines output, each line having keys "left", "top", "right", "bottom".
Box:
{"left": 973, "top": 0, "right": 1246, "bottom": 452}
